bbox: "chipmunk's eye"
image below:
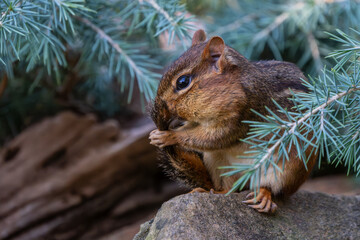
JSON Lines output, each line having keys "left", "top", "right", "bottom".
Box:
{"left": 176, "top": 75, "right": 192, "bottom": 91}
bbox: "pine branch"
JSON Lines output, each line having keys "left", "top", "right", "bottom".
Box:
{"left": 75, "top": 15, "right": 161, "bottom": 101}
{"left": 307, "top": 32, "right": 322, "bottom": 73}
{"left": 249, "top": 1, "right": 306, "bottom": 44}
{"left": 144, "top": 0, "right": 176, "bottom": 26}
{"left": 75, "top": 16, "right": 144, "bottom": 82}
{"left": 136, "top": 0, "right": 196, "bottom": 46}
{"left": 253, "top": 86, "right": 360, "bottom": 171}
{"left": 212, "top": 14, "right": 256, "bottom": 36}
{"left": 251, "top": 11, "right": 290, "bottom": 43}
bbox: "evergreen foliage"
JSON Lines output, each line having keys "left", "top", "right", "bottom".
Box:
{"left": 0, "top": 0, "right": 195, "bottom": 140}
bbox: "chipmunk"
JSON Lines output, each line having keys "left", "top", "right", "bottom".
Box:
{"left": 149, "top": 29, "right": 317, "bottom": 213}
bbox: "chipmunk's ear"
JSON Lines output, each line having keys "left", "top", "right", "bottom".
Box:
{"left": 202, "top": 36, "right": 226, "bottom": 73}
{"left": 192, "top": 29, "right": 207, "bottom": 46}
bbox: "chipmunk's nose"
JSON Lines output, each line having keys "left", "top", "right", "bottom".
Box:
{"left": 168, "top": 117, "right": 185, "bottom": 130}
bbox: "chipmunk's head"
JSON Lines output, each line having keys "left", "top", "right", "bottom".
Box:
{"left": 151, "top": 30, "right": 249, "bottom": 131}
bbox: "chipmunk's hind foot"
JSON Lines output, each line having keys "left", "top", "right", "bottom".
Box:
{"left": 242, "top": 188, "right": 277, "bottom": 213}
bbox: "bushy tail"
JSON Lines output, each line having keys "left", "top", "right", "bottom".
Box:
{"left": 150, "top": 98, "right": 214, "bottom": 190}
{"left": 159, "top": 146, "right": 213, "bottom": 189}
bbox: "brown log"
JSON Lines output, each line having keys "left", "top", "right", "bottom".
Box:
{"left": 0, "top": 74, "right": 7, "bottom": 99}
{"left": 0, "top": 111, "right": 178, "bottom": 240}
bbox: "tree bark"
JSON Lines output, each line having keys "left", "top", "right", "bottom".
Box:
{"left": 0, "top": 111, "right": 180, "bottom": 240}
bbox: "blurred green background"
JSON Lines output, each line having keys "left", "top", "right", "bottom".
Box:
{"left": 1, "top": 0, "right": 360, "bottom": 144}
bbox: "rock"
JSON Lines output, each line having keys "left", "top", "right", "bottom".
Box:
{"left": 133, "top": 219, "right": 154, "bottom": 240}
{"left": 134, "top": 191, "right": 360, "bottom": 240}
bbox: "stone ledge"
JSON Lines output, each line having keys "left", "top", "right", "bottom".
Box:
{"left": 134, "top": 191, "right": 360, "bottom": 240}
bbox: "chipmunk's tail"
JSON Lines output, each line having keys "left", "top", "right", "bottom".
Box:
{"left": 159, "top": 146, "right": 213, "bottom": 190}
{"left": 150, "top": 98, "right": 213, "bottom": 190}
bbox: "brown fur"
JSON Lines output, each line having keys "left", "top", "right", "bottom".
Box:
{"left": 150, "top": 30, "right": 317, "bottom": 196}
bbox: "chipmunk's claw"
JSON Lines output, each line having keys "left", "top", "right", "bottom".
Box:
{"left": 245, "top": 192, "right": 255, "bottom": 200}
{"left": 149, "top": 129, "right": 177, "bottom": 148}
{"left": 242, "top": 188, "right": 277, "bottom": 213}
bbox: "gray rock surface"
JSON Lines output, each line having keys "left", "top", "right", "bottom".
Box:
{"left": 134, "top": 191, "right": 360, "bottom": 240}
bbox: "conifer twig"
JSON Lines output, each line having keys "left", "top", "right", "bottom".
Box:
{"left": 252, "top": 12, "right": 290, "bottom": 42}
{"left": 253, "top": 86, "right": 360, "bottom": 170}
{"left": 252, "top": 1, "right": 305, "bottom": 42}
{"left": 74, "top": 16, "right": 146, "bottom": 80}
{"left": 213, "top": 14, "right": 256, "bottom": 36}
{"left": 307, "top": 32, "right": 322, "bottom": 72}
{"left": 143, "top": 0, "right": 176, "bottom": 26}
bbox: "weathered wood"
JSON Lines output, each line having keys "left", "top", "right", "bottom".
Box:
{"left": 0, "top": 111, "right": 174, "bottom": 240}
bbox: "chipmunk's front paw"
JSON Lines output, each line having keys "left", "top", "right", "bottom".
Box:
{"left": 149, "top": 129, "right": 177, "bottom": 148}
{"left": 242, "top": 188, "right": 277, "bottom": 213}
